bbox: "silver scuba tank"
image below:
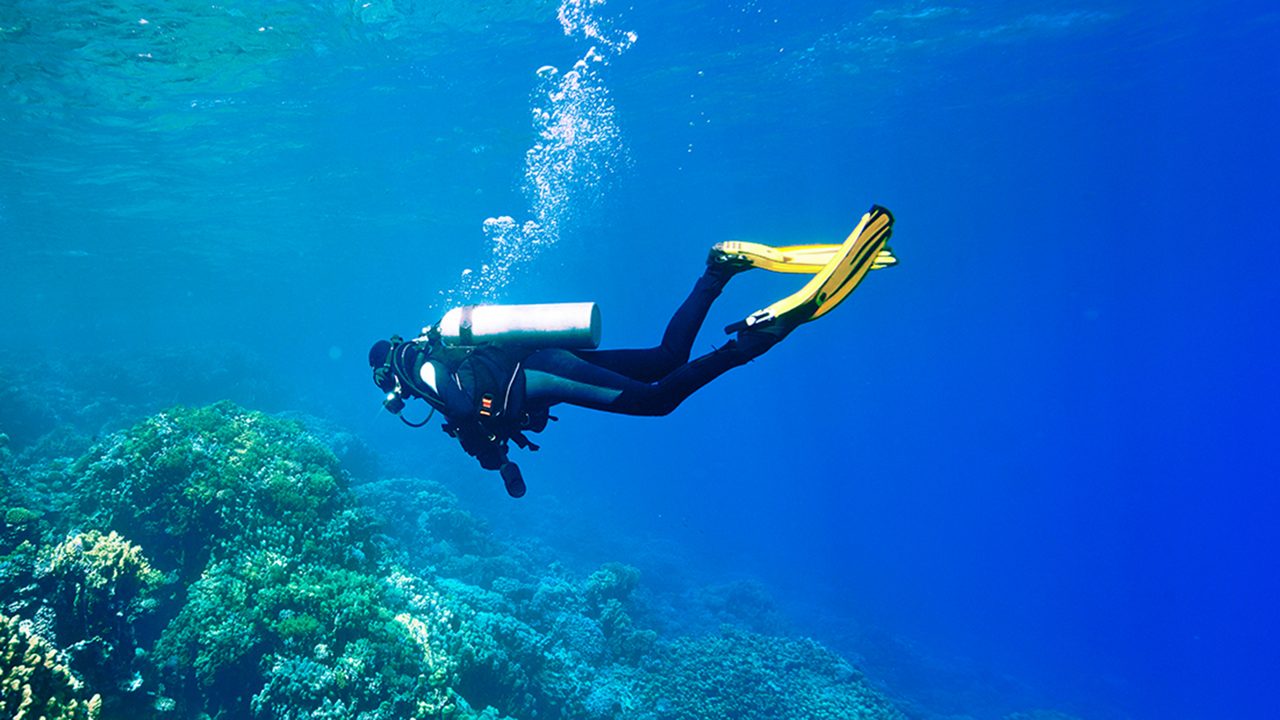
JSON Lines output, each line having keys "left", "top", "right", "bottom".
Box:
{"left": 438, "top": 302, "right": 602, "bottom": 349}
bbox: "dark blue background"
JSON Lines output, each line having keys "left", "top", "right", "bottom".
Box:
{"left": 2, "top": 2, "right": 1276, "bottom": 718}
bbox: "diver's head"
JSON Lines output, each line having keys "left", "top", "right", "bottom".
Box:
{"left": 369, "top": 336, "right": 407, "bottom": 414}
{"left": 368, "top": 338, "right": 397, "bottom": 392}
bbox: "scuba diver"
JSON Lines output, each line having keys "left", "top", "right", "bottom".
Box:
{"left": 369, "top": 205, "right": 896, "bottom": 498}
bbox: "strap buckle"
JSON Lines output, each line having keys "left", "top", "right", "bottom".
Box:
{"left": 724, "top": 309, "right": 774, "bottom": 335}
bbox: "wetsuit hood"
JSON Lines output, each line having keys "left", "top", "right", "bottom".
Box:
{"left": 369, "top": 339, "right": 396, "bottom": 392}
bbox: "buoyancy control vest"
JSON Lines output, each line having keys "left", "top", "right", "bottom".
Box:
{"left": 391, "top": 339, "right": 553, "bottom": 469}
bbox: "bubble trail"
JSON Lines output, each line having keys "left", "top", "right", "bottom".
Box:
{"left": 444, "top": 0, "right": 636, "bottom": 308}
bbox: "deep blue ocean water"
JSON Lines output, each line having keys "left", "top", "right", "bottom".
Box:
{"left": 2, "top": 1, "right": 1277, "bottom": 718}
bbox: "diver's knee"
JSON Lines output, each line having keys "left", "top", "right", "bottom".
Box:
{"left": 655, "top": 346, "right": 689, "bottom": 374}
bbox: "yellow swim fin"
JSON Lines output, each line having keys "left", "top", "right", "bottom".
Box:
{"left": 871, "top": 246, "right": 898, "bottom": 270}
{"left": 711, "top": 239, "right": 897, "bottom": 274}
{"left": 726, "top": 205, "right": 895, "bottom": 333}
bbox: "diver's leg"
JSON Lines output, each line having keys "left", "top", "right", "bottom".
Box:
{"left": 524, "top": 349, "right": 658, "bottom": 411}
{"left": 574, "top": 266, "right": 735, "bottom": 382}
{"left": 603, "top": 331, "right": 780, "bottom": 415}
{"left": 524, "top": 331, "right": 781, "bottom": 417}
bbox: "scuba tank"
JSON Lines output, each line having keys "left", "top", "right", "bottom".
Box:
{"left": 438, "top": 302, "right": 601, "bottom": 350}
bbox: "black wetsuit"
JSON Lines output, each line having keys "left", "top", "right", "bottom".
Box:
{"left": 381, "top": 266, "right": 778, "bottom": 473}
{"left": 522, "top": 268, "right": 774, "bottom": 416}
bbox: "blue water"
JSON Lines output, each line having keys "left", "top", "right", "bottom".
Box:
{"left": 3, "top": 1, "right": 1277, "bottom": 718}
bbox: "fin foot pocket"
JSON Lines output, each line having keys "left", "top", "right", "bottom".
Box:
{"left": 707, "top": 243, "right": 758, "bottom": 277}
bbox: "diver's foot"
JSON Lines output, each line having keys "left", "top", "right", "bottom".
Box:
{"left": 706, "top": 242, "right": 757, "bottom": 280}
{"left": 734, "top": 308, "right": 805, "bottom": 356}
{"left": 501, "top": 462, "right": 526, "bottom": 498}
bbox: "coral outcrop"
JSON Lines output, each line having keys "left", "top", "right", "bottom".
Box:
{"left": 0, "top": 613, "right": 101, "bottom": 720}
{"left": 0, "top": 401, "right": 905, "bottom": 719}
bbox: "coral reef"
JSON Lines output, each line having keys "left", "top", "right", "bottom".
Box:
{"left": 0, "top": 400, "right": 906, "bottom": 719}
{"left": 46, "top": 530, "right": 162, "bottom": 616}
{"left": 0, "top": 613, "right": 101, "bottom": 720}
{"left": 43, "top": 530, "right": 163, "bottom": 695}
{"left": 638, "top": 627, "right": 905, "bottom": 720}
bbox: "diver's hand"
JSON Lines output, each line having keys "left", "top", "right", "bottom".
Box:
{"left": 373, "top": 366, "right": 394, "bottom": 392}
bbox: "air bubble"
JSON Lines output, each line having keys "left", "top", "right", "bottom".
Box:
{"left": 446, "top": 0, "right": 634, "bottom": 306}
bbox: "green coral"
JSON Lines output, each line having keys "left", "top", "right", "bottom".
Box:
{"left": 5, "top": 506, "right": 41, "bottom": 526}
{"left": 1, "top": 507, "right": 43, "bottom": 565}
{"left": 63, "top": 403, "right": 448, "bottom": 718}
{"left": 151, "top": 551, "right": 445, "bottom": 717}
{"left": 71, "top": 401, "right": 350, "bottom": 580}
{"left": 0, "top": 613, "right": 101, "bottom": 720}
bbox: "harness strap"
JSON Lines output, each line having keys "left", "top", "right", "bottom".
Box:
{"left": 391, "top": 341, "right": 448, "bottom": 415}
